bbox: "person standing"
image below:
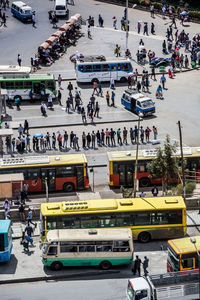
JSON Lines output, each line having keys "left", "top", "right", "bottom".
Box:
{"left": 145, "top": 126, "right": 151, "bottom": 142}
{"left": 101, "top": 129, "right": 105, "bottom": 146}
{"left": 70, "top": 131, "right": 74, "bottom": 148}
{"left": 106, "top": 91, "right": 110, "bottom": 106}
{"left": 19, "top": 202, "right": 25, "bottom": 222}
{"left": 151, "top": 186, "right": 158, "bottom": 196}
{"left": 86, "top": 132, "right": 91, "bottom": 148}
{"left": 32, "top": 12, "right": 36, "bottom": 27}
{"left": 52, "top": 132, "right": 56, "bottom": 149}
{"left": 140, "top": 126, "right": 144, "bottom": 144}
{"left": 123, "top": 127, "right": 128, "bottom": 145}
{"left": 110, "top": 128, "right": 116, "bottom": 147}
{"left": 113, "top": 16, "right": 117, "bottom": 29}
{"left": 67, "top": 82, "right": 73, "bottom": 96}
{"left": 143, "top": 256, "right": 149, "bottom": 276}
{"left": 17, "top": 54, "right": 22, "bottom": 66}
{"left": 111, "top": 91, "right": 115, "bottom": 107}
{"left": 160, "top": 74, "right": 166, "bottom": 89}
{"left": 132, "top": 255, "right": 142, "bottom": 276}
{"left": 137, "top": 22, "right": 141, "bottom": 34}
{"left": 91, "top": 131, "right": 96, "bottom": 149}
{"left": 63, "top": 131, "right": 68, "bottom": 148}
{"left": 87, "top": 25, "right": 92, "bottom": 39}
{"left": 92, "top": 80, "right": 98, "bottom": 96}
{"left": 98, "top": 81, "right": 103, "bottom": 96}
{"left": 82, "top": 132, "right": 86, "bottom": 148}
{"left": 143, "top": 22, "right": 148, "bottom": 35}
{"left": 27, "top": 208, "right": 37, "bottom": 227}
{"left": 105, "top": 128, "right": 110, "bottom": 146}
{"left": 23, "top": 120, "right": 29, "bottom": 134}
{"left": 152, "top": 126, "right": 158, "bottom": 140}
{"left": 150, "top": 4, "right": 154, "bottom": 18}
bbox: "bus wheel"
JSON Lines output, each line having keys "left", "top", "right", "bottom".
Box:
{"left": 51, "top": 261, "right": 63, "bottom": 271}
{"left": 63, "top": 183, "right": 74, "bottom": 192}
{"left": 120, "top": 77, "right": 127, "bottom": 82}
{"left": 138, "top": 232, "right": 151, "bottom": 243}
{"left": 91, "top": 78, "right": 99, "bottom": 84}
{"left": 14, "top": 95, "right": 22, "bottom": 102}
{"left": 139, "top": 178, "right": 150, "bottom": 187}
{"left": 100, "top": 261, "right": 112, "bottom": 270}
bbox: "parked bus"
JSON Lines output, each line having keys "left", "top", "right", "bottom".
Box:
{"left": 11, "top": 1, "right": 33, "bottom": 22}
{"left": 0, "top": 154, "right": 89, "bottom": 193}
{"left": 107, "top": 147, "right": 200, "bottom": 188}
{"left": 167, "top": 236, "right": 200, "bottom": 272}
{"left": 75, "top": 55, "right": 133, "bottom": 83}
{"left": 0, "top": 220, "right": 13, "bottom": 262}
{"left": 40, "top": 196, "right": 186, "bottom": 243}
{"left": 0, "top": 73, "right": 56, "bottom": 101}
{"left": 0, "top": 65, "right": 31, "bottom": 76}
{"left": 42, "top": 228, "right": 133, "bottom": 270}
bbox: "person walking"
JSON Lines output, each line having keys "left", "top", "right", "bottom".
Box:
{"left": 132, "top": 255, "right": 142, "bottom": 276}
{"left": 23, "top": 120, "right": 29, "bottom": 134}
{"left": 32, "top": 12, "right": 36, "bottom": 27}
{"left": 57, "top": 90, "right": 62, "bottom": 105}
{"left": 57, "top": 74, "right": 62, "bottom": 88}
{"left": 94, "top": 102, "right": 100, "bottom": 117}
{"left": 98, "top": 81, "right": 103, "bottom": 97}
{"left": 67, "top": 82, "right": 73, "bottom": 96}
{"left": 92, "top": 80, "right": 98, "bottom": 96}
{"left": 143, "top": 22, "right": 148, "bottom": 36}
{"left": 113, "top": 16, "right": 117, "bottom": 29}
{"left": 27, "top": 208, "right": 37, "bottom": 228}
{"left": 137, "top": 22, "right": 141, "bottom": 34}
{"left": 143, "top": 256, "right": 149, "bottom": 276}
{"left": 17, "top": 54, "right": 22, "bottom": 66}
{"left": 87, "top": 25, "right": 92, "bottom": 39}
{"left": 18, "top": 202, "right": 25, "bottom": 222}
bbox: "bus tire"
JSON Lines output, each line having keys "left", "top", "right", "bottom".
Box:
{"left": 14, "top": 95, "right": 22, "bottom": 102}
{"left": 51, "top": 261, "right": 63, "bottom": 271}
{"left": 91, "top": 78, "right": 99, "bottom": 84}
{"left": 138, "top": 232, "right": 151, "bottom": 243}
{"left": 63, "top": 183, "right": 74, "bottom": 192}
{"left": 120, "top": 77, "right": 127, "bottom": 82}
{"left": 100, "top": 261, "right": 112, "bottom": 270}
{"left": 139, "top": 178, "right": 150, "bottom": 187}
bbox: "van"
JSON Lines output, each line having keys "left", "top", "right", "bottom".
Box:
{"left": 54, "top": 0, "right": 69, "bottom": 17}
{"left": 11, "top": 1, "right": 33, "bottom": 22}
{"left": 121, "top": 89, "right": 155, "bottom": 117}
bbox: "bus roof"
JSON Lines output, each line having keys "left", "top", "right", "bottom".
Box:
{"left": 0, "top": 65, "right": 31, "bottom": 74}
{"left": 77, "top": 57, "right": 131, "bottom": 65}
{"left": 46, "top": 228, "right": 132, "bottom": 242}
{"left": 0, "top": 220, "right": 11, "bottom": 233}
{"left": 168, "top": 236, "right": 200, "bottom": 254}
{"left": 0, "top": 154, "right": 87, "bottom": 169}
{"left": 12, "top": 1, "right": 32, "bottom": 9}
{"left": 0, "top": 73, "right": 55, "bottom": 81}
{"left": 107, "top": 147, "right": 200, "bottom": 162}
{"left": 41, "top": 196, "right": 185, "bottom": 216}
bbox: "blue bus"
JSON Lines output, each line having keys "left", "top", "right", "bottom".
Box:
{"left": 11, "top": 1, "right": 33, "bottom": 22}
{"left": 0, "top": 220, "right": 13, "bottom": 262}
{"left": 121, "top": 89, "right": 155, "bottom": 117}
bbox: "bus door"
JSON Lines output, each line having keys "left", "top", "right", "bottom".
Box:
{"left": 131, "top": 98, "right": 136, "bottom": 113}
{"left": 33, "top": 82, "right": 41, "bottom": 95}
{"left": 110, "top": 64, "right": 118, "bottom": 80}
{"left": 180, "top": 255, "right": 195, "bottom": 270}
{"left": 76, "top": 166, "right": 84, "bottom": 189}
{"left": 41, "top": 168, "right": 56, "bottom": 192}
{"left": 118, "top": 163, "right": 133, "bottom": 187}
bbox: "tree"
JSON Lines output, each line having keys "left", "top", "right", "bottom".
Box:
{"left": 148, "top": 135, "right": 178, "bottom": 194}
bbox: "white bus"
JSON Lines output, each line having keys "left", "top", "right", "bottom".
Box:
{"left": 75, "top": 56, "right": 133, "bottom": 83}
{"left": 42, "top": 228, "right": 134, "bottom": 270}
{"left": 54, "top": 0, "right": 69, "bottom": 17}
{"left": 0, "top": 65, "right": 31, "bottom": 76}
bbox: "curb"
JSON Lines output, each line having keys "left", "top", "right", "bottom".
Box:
{"left": 11, "top": 118, "right": 139, "bottom": 130}
{"left": 0, "top": 269, "right": 120, "bottom": 285}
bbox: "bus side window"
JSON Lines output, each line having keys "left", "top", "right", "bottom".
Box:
{"left": 78, "top": 65, "right": 84, "bottom": 72}
{"left": 6, "top": 81, "right": 15, "bottom": 89}
{"left": 102, "top": 64, "right": 110, "bottom": 71}
{"left": 117, "top": 63, "right": 122, "bottom": 71}
{"left": 47, "top": 246, "right": 57, "bottom": 255}
{"left": 84, "top": 65, "right": 92, "bottom": 72}
{"left": 15, "top": 81, "right": 24, "bottom": 89}
{"left": 110, "top": 64, "right": 117, "bottom": 71}
{"left": 93, "top": 64, "right": 101, "bottom": 72}
{"left": 136, "top": 101, "right": 141, "bottom": 107}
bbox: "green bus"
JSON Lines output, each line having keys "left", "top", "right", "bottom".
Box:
{"left": 0, "top": 73, "right": 56, "bottom": 101}
{"left": 42, "top": 228, "right": 134, "bottom": 270}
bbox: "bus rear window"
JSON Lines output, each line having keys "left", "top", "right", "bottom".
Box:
{"left": 56, "top": 5, "right": 66, "bottom": 10}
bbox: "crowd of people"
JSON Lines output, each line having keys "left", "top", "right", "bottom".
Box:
{"left": 2, "top": 119, "right": 159, "bottom": 154}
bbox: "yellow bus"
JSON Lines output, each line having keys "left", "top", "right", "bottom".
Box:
{"left": 107, "top": 147, "right": 200, "bottom": 188}
{"left": 40, "top": 196, "right": 186, "bottom": 243}
{"left": 167, "top": 236, "right": 200, "bottom": 272}
{"left": 0, "top": 154, "right": 89, "bottom": 193}
{"left": 42, "top": 228, "right": 134, "bottom": 270}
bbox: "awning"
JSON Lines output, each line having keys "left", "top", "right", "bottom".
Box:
{"left": 74, "top": 14, "right": 81, "bottom": 20}
{"left": 52, "top": 30, "right": 64, "bottom": 38}
{"left": 46, "top": 36, "right": 58, "bottom": 45}
{"left": 38, "top": 42, "right": 49, "bottom": 50}
{"left": 59, "top": 24, "right": 71, "bottom": 31}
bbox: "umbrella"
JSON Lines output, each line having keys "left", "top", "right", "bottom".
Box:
{"left": 34, "top": 133, "right": 43, "bottom": 138}
{"left": 180, "top": 11, "right": 188, "bottom": 16}
{"left": 128, "top": 72, "right": 134, "bottom": 77}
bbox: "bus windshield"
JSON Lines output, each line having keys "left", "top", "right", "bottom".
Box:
{"left": 167, "top": 245, "right": 180, "bottom": 271}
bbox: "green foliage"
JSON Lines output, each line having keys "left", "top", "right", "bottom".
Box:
{"left": 148, "top": 135, "right": 178, "bottom": 191}
{"left": 171, "top": 182, "right": 196, "bottom": 196}
{"left": 121, "top": 186, "right": 133, "bottom": 198}
{"left": 189, "top": 11, "right": 200, "bottom": 20}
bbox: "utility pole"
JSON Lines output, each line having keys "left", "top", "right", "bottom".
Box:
{"left": 125, "top": 0, "right": 129, "bottom": 50}
{"left": 178, "top": 121, "right": 186, "bottom": 200}
{"left": 133, "top": 116, "right": 141, "bottom": 198}
{"left": 45, "top": 178, "right": 49, "bottom": 203}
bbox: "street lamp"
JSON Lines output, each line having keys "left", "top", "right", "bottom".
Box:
{"left": 125, "top": 0, "right": 129, "bottom": 50}
{"left": 133, "top": 115, "right": 142, "bottom": 198}
{"left": 190, "top": 237, "right": 200, "bottom": 300}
